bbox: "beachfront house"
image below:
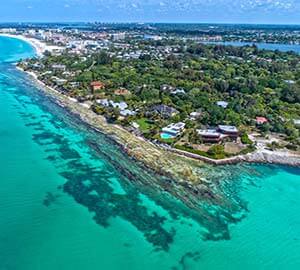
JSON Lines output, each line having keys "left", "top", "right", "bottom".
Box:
{"left": 197, "top": 129, "right": 223, "bottom": 143}
{"left": 161, "top": 122, "right": 185, "bottom": 139}
{"left": 53, "top": 77, "right": 68, "bottom": 86}
{"left": 96, "top": 98, "right": 110, "bottom": 107}
{"left": 96, "top": 99, "right": 135, "bottom": 117}
{"left": 197, "top": 125, "right": 239, "bottom": 143}
{"left": 110, "top": 101, "right": 128, "bottom": 110}
{"left": 109, "top": 101, "right": 136, "bottom": 117}
{"left": 120, "top": 109, "right": 136, "bottom": 117}
{"left": 29, "top": 63, "right": 45, "bottom": 70}
{"left": 217, "top": 125, "right": 239, "bottom": 139}
{"left": 96, "top": 99, "right": 128, "bottom": 110}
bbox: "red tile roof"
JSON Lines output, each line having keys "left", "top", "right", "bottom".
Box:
{"left": 256, "top": 117, "right": 268, "bottom": 124}
{"left": 90, "top": 81, "right": 105, "bottom": 87}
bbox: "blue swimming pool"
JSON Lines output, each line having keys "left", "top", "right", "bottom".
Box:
{"left": 160, "top": 133, "right": 175, "bottom": 139}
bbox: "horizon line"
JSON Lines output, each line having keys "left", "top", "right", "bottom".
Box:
{"left": 1, "top": 21, "right": 300, "bottom": 26}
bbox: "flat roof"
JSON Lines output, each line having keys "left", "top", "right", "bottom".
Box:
{"left": 197, "top": 129, "right": 221, "bottom": 137}
{"left": 218, "top": 125, "right": 238, "bottom": 132}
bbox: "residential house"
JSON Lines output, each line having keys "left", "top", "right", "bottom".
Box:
{"left": 284, "top": 80, "right": 296, "bottom": 84}
{"left": 90, "top": 81, "right": 105, "bottom": 93}
{"left": 190, "top": 111, "right": 202, "bottom": 120}
{"left": 197, "top": 129, "right": 223, "bottom": 143}
{"left": 171, "top": 88, "right": 186, "bottom": 95}
{"left": 69, "top": 82, "right": 80, "bottom": 88}
{"left": 120, "top": 109, "right": 136, "bottom": 117}
{"left": 51, "top": 64, "right": 66, "bottom": 71}
{"left": 110, "top": 101, "right": 128, "bottom": 110}
{"left": 53, "top": 78, "right": 68, "bottom": 86}
{"left": 96, "top": 99, "right": 134, "bottom": 116}
{"left": 51, "top": 48, "right": 65, "bottom": 56}
{"left": 197, "top": 125, "right": 238, "bottom": 143}
{"left": 160, "top": 84, "right": 175, "bottom": 93}
{"left": 114, "top": 88, "right": 131, "bottom": 96}
{"left": 29, "top": 63, "right": 45, "bottom": 70}
{"left": 131, "top": 122, "right": 140, "bottom": 129}
{"left": 256, "top": 117, "right": 268, "bottom": 125}
{"left": 151, "top": 104, "right": 179, "bottom": 118}
{"left": 217, "top": 125, "right": 239, "bottom": 139}
{"left": 111, "top": 32, "right": 126, "bottom": 41}
{"left": 161, "top": 122, "right": 185, "bottom": 138}
{"left": 293, "top": 119, "right": 300, "bottom": 126}
{"left": 96, "top": 99, "right": 109, "bottom": 107}
{"left": 216, "top": 101, "right": 228, "bottom": 108}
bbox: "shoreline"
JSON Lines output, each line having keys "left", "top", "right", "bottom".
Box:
{"left": 0, "top": 34, "right": 63, "bottom": 58}
{"left": 20, "top": 67, "right": 300, "bottom": 172}
{"left": 18, "top": 67, "right": 208, "bottom": 184}
{"left": 6, "top": 35, "right": 298, "bottom": 173}
{"left": 0, "top": 33, "right": 45, "bottom": 57}
{"left": 169, "top": 147, "right": 300, "bottom": 167}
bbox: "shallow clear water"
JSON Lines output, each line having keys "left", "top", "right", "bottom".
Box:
{"left": 0, "top": 36, "right": 300, "bottom": 270}
{"left": 0, "top": 35, "right": 35, "bottom": 62}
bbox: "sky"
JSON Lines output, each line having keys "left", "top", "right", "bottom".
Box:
{"left": 1, "top": 0, "right": 300, "bottom": 24}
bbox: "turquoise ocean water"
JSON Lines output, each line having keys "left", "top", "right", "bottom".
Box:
{"left": 0, "top": 36, "right": 300, "bottom": 270}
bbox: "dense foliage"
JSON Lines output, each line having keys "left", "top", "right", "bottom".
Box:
{"left": 23, "top": 41, "right": 300, "bottom": 151}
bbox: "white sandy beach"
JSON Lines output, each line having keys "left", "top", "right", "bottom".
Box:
{"left": 0, "top": 33, "right": 62, "bottom": 57}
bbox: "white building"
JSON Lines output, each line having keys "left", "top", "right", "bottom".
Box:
{"left": 162, "top": 122, "right": 185, "bottom": 137}
{"left": 216, "top": 101, "right": 228, "bottom": 108}
{"left": 112, "top": 32, "right": 126, "bottom": 41}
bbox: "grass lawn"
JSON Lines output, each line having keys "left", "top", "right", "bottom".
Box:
{"left": 136, "top": 118, "right": 153, "bottom": 133}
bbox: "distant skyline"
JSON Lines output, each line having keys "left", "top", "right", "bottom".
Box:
{"left": 1, "top": 0, "right": 300, "bottom": 24}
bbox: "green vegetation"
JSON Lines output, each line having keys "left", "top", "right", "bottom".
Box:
{"left": 175, "top": 144, "right": 209, "bottom": 157}
{"left": 21, "top": 40, "right": 300, "bottom": 158}
{"left": 207, "top": 145, "right": 227, "bottom": 159}
{"left": 175, "top": 144, "right": 230, "bottom": 160}
{"left": 240, "top": 132, "right": 253, "bottom": 145}
{"left": 136, "top": 118, "right": 153, "bottom": 133}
